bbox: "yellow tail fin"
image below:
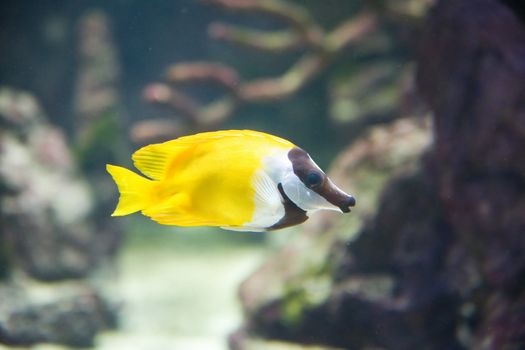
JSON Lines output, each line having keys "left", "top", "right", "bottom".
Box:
{"left": 106, "top": 164, "right": 155, "bottom": 216}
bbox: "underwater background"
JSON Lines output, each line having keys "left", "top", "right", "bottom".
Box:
{"left": 1, "top": 0, "right": 524, "bottom": 349}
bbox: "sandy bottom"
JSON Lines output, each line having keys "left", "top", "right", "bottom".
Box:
{"left": 95, "top": 225, "right": 269, "bottom": 350}
{"left": 99, "top": 248, "right": 265, "bottom": 349}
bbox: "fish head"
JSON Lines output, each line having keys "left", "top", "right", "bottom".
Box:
{"left": 281, "top": 147, "right": 356, "bottom": 213}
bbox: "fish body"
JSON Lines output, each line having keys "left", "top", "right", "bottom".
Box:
{"left": 107, "top": 130, "right": 355, "bottom": 231}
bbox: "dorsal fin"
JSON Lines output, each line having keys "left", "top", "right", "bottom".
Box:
{"left": 168, "top": 130, "right": 294, "bottom": 147}
{"left": 132, "top": 143, "right": 179, "bottom": 180}
{"left": 131, "top": 130, "right": 294, "bottom": 180}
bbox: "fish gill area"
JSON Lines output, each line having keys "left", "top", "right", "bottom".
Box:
{"left": 1, "top": 0, "right": 524, "bottom": 350}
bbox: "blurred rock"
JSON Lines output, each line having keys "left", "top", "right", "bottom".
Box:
{"left": 0, "top": 87, "right": 119, "bottom": 346}
{"left": 0, "top": 87, "right": 119, "bottom": 280}
{"left": 418, "top": 0, "right": 525, "bottom": 348}
{"left": 418, "top": 0, "right": 525, "bottom": 291}
{"left": 0, "top": 283, "right": 117, "bottom": 347}
{"left": 233, "top": 0, "right": 525, "bottom": 349}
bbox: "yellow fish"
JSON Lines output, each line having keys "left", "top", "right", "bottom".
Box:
{"left": 106, "top": 130, "right": 355, "bottom": 232}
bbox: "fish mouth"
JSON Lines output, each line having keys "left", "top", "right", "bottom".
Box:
{"left": 339, "top": 195, "right": 356, "bottom": 213}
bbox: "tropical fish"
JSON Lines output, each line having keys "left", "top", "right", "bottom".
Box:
{"left": 106, "top": 130, "right": 355, "bottom": 232}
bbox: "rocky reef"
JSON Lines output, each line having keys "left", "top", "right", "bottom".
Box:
{"left": 232, "top": 0, "right": 525, "bottom": 349}
{"left": 0, "top": 88, "right": 119, "bottom": 347}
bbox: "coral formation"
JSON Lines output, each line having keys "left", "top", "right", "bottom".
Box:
{"left": 133, "top": 0, "right": 378, "bottom": 143}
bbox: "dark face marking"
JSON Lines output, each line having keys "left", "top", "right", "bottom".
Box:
{"left": 288, "top": 147, "right": 356, "bottom": 213}
{"left": 267, "top": 183, "right": 308, "bottom": 230}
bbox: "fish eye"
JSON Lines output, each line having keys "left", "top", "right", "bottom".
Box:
{"left": 305, "top": 172, "right": 323, "bottom": 188}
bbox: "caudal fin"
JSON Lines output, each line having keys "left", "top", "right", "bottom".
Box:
{"left": 106, "top": 164, "right": 155, "bottom": 216}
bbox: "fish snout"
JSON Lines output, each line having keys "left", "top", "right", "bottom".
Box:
{"left": 316, "top": 178, "right": 356, "bottom": 213}
{"left": 339, "top": 195, "right": 356, "bottom": 213}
